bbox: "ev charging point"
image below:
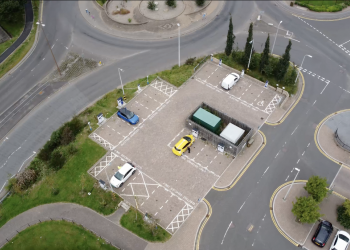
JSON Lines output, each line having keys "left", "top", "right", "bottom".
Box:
{"left": 217, "top": 143, "right": 224, "bottom": 153}
{"left": 241, "top": 69, "right": 245, "bottom": 78}
{"left": 210, "top": 54, "right": 213, "bottom": 61}
{"left": 192, "top": 128, "right": 199, "bottom": 138}
{"left": 117, "top": 97, "right": 125, "bottom": 108}
{"left": 97, "top": 113, "right": 106, "bottom": 125}
{"left": 99, "top": 180, "right": 108, "bottom": 191}
{"left": 219, "top": 59, "right": 222, "bottom": 66}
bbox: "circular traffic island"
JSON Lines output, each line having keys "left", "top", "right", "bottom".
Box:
{"left": 139, "top": 0, "right": 186, "bottom": 21}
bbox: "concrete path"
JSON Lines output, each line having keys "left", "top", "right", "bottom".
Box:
{"left": 0, "top": 203, "right": 148, "bottom": 250}
{"left": 0, "top": 0, "right": 33, "bottom": 63}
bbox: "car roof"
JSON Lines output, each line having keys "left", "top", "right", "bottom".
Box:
{"left": 224, "top": 73, "right": 239, "bottom": 82}
{"left": 175, "top": 137, "right": 189, "bottom": 149}
{"left": 118, "top": 163, "right": 133, "bottom": 175}
{"left": 316, "top": 224, "right": 331, "bottom": 242}
{"left": 335, "top": 231, "right": 350, "bottom": 249}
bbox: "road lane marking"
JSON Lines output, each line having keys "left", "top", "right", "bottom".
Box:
{"left": 221, "top": 221, "right": 233, "bottom": 244}
{"left": 291, "top": 125, "right": 299, "bottom": 135}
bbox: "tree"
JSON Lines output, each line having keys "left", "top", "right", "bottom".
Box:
{"left": 242, "top": 22, "right": 254, "bottom": 68}
{"left": 225, "top": 16, "right": 235, "bottom": 56}
{"left": 195, "top": 0, "right": 205, "bottom": 6}
{"left": 292, "top": 196, "right": 322, "bottom": 224}
{"left": 148, "top": 0, "right": 156, "bottom": 10}
{"left": 304, "top": 175, "right": 328, "bottom": 203}
{"left": 49, "top": 149, "right": 66, "bottom": 171}
{"left": 60, "top": 126, "right": 75, "bottom": 145}
{"left": 275, "top": 40, "right": 292, "bottom": 81}
{"left": 0, "top": 0, "right": 26, "bottom": 22}
{"left": 166, "top": 0, "right": 176, "bottom": 8}
{"left": 260, "top": 34, "right": 270, "bottom": 72}
{"left": 337, "top": 200, "right": 350, "bottom": 229}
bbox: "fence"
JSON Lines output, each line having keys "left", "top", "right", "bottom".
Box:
{"left": 0, "top": 217, "right": 121, "bottom": 249}
{"left": 335, "top": 129, "right": 350, "bottom": 153}
{"left": 185, "top": 102, "right": 252, "bottom": 156}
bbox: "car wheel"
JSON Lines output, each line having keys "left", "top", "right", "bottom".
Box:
{"left": 132, "top": 170, "right": 136, "bottom": 175}
{"left": 119, "top": 183, "right": 124, "bottom": 187}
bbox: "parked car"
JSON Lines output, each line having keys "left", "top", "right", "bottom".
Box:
{"left": 221, "top": 73, "right": 240, "bottom": 90}
{"left": 312, "top": 221, "right": 333, "bottom": 247}
{"left": 110, "top": 162, "right": 136, "bottom": 188}
{"left": 329, "top": 231, "right": 350, "bottom": 250}
{"left": 172, "top": 135, "right": 195, "bottom": 156}
{"left": 117, "top": 107, "right": 139, "bottom": 125}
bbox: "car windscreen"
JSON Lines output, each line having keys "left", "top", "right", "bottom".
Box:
{"left": 339, "top": 234, "right": 349, "bottom": 242}
{"left": 183, "top": 136, "right": 191, "bottom": 142}
{"left": 174, "top": 147, "right": 181, "bottom": 151}
{"left": 114, "top": 172, "right": 124, "bottom": 181}
{"left": 124, "top": 109, "right": 134, "bottom": 119}
{"left": 316, "top": 226, "right": 331, "bottom": 242}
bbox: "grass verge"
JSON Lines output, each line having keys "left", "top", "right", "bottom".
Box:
{"left": 0, "top": 135, "right": 121, "bottom": 228}
{"left": 1, "top": 220, "right": 118, "bottom": 250}
{"left": 0, "top": 10, "right": 25, "bottom": 55}
{"left": 215, "top": 53, "right": 298, "bottom": 95}
{"left": 120, "top": 208, "right": 171, "bottom": 242}
{"left": 0, "top": 0, "right": 39, "bottom": 79}
{"left": 295, "top": 0, "right": 350, "bottom": 12}
{"left": 96, "top": 0, "right": 107, "bottom": 7}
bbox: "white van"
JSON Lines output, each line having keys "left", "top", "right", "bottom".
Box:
{"left": 221, "top": 73, "right": 240, "bottom": 90}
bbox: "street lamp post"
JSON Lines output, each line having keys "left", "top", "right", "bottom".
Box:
{"left": 247, "top": 40, "right": 254, "bottom": 70}
{"left": 36, "top": 21, "right": 61, "bottom": 76}
{"left": 177, "top": 23, "right": 180, "bottom": 67}
{"left": 271, "top": 21, "right": 283, "bottom": 55}
{"left": 283, "top": 168, "right": 300, "bottom": 201}
{"left": 118, "top": 68, "right": 125, "bottom": 98}
{"left": 295, "top": 55, "right": 312, "bottom": 83}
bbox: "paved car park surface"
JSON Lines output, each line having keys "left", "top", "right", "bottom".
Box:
{"left": 88, "top": 62, "right": 281, "bottom": 234}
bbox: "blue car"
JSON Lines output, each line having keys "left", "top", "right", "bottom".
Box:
{"left": 117, "top": 108, "right": 139, "bottom": 125}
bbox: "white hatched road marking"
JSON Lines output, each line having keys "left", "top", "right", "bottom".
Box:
{"left": 151, "top": 77, "right": 177, "bottom": 97}
{"left": 166, "top": 203, "right": 194, "bottom": 233}
{"left": 264, "top": 94, "right": 282, "bottom": 114}
{"left": 88, "top": 151, "right": 117, "bottom": 177}
{"left": 89, "top": 133, "right": 114, "bottom": 150}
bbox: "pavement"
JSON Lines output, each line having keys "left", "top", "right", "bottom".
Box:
{"left": 0, "top": 0, "right": 33, "bottom": 64}
{"left": 271, "top": 182, "right": 350, "bottom": 250}
{"left": 0, "top": 203, "right": 148, "bottom": 250}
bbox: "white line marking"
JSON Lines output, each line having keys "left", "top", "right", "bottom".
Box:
{"left": 238, "top": 202, "right": 246, "bottom": 213}
{"left": 284, "top": 36, "right": 300, "bottom": 42}
{"left": 312, "top": 100, "right": 317, "bottom": 106}
{"left": 291, "top": 125, "right": 299, "bottom": 135}
{"left": 285, "top": 175, "right": 290, "bottom": 181}
{"left": 307, "top": 143, "right": 310, "bottom": 147}
{"left": 221, "top": 221, "right": 233, "bottom": 244}
{"left": 302, "top": 151, "right": 305, "bottom": 156}
{"left": 320, "top": 82, "right": 329, "bottom": 94}
{"left": 275, "top": 151, "right": 280, "bottom": 158}
{"left": 297, "top": 159, "right": 300, "bottom": 164}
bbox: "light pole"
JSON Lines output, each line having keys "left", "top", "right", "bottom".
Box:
{"left": 177, "top": 23, "right": 180, "bottom": 67}
{"left": 283, "top": 168, "right": 300, "bottom": 201}
{"left": 118, "top": 68, "right": 125, "bottom": 99}
{"left": 247, "top": 40, "right": 254, "bottom": 70}
{"left": 271, "top": 21, "right": 282, "bottom": 55}
{"left": 295, "top": 55, "right": 312, "bottom": 83}
{"left": 36, "top": 21, "right": 61, "bottom": 76}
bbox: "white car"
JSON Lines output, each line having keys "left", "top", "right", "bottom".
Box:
{"left": 221, "top": 73, "right": 240, "bottom": 90}
{"left": 110, "top": 162, "right": 136, "bottom": 188}
{"left": 330, "top": 231, "right": 350, "bottom": 250}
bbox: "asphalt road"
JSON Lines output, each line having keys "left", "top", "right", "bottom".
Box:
{"left": 0, "top": 0, "right": 33, "bottom": 64}
{"left": 199, "top": 2, "right": 350, "bottom": 250}
{"left": 0, "top": 1, "right": 349, "bottom": 250}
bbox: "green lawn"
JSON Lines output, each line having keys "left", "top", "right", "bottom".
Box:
{"left": 296, "top": 0, "right": 350, "bottom": 12}
{"left": 0, "top": 136, "right": 121, "bottom": 228}
{"left": 0, "top": 10, "right": 25, "bottom": 55}
{"left": 1, "top": 220, "right": 118, "bottom": 250}
{"left": 215, "top": 53, "right": 298, "bottom": 95}
{"left": 120, "top": 208, "right": 171, "bottom": 242}
{"left": 96, "top": 0, "right": 107, "bottom": 6}
{"left": 0, "top": 0, "right": 39, "bottom": 79}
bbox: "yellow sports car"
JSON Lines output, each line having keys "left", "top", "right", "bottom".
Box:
{"left": 172, "top": 135, "right": 195, "bottom": 156}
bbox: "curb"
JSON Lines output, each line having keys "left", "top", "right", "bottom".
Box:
{"left": 269, "top": 180, "right": 307, "bottom": 247}
{"left": 212, "top": 131, "right": 266, "bottom": 191}
{"left": 194, "top": 198, "right": 212, "bottom": 250}
{"left": 265, "top": 68, "right": 305, "bottom": 126}
{"left": 314, "top": 109, "right": 350, "bottom": 168}
{"left": 138, "top": 0, "right": 186, "bottom": 22}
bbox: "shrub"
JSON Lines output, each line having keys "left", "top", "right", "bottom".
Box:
{"left": 128, "top": 18, "right": 132, "bottom": 23}
{"left": 337, "top": 201, "right": 350, "bottom": 229}
{"left": 51, "top": 188, "right": 60, "bottom": 196}
{"left": 249, "top": 53, "right": 261, "bottom": 71}
{"left": 37, "top": 143, "right": 53, "bottom": 162}
{"left": 292, "top": 196, "right": 322, "bottom": 224}
{"left": 166, "top": 0, "right": 176, "bottom": 8}
{"left": 185, "top": 57, "right": 196, "bottom": 65}
{"left": 49, "top": 149, "right": 66, "bottom": 171}
{"left": 6, "top": 177, "right": 17, "bottom": 192}
{"left": 67, "top": 117, "right": 84, "bottom": 136}
{"left": 304, "top": 176, "right": 328, "bottom": 203}
{"left": 148, "top": 0, "right": 156, "bottom": 10}
{"left": 112, "top": 8, "right": 130, "bottom": 15}
{"left": 28, "top": 158, "right": 45, "bottom": 177}
{"left": 66, "top": 144, "right": 78, "bottom": 156}
{"left": 50, "top": 129, "right": 63, "bottom": 149}
{"left": 60, "top": 126, "right": 75, "bottom": 146}
{"left": 17, "top": 169, "right": 37, "bottom": 190}
{"left": 196, "top": 0, "right": 205, "bottom": 7}
{"left": 290, "top": 2, "right": 294, "bottom": 7}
